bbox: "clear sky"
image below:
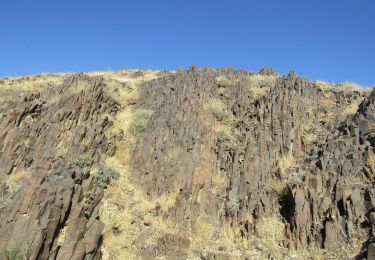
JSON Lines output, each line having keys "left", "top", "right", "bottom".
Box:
{"left": 0, "top": 0, "right": 374, "bottom": 86}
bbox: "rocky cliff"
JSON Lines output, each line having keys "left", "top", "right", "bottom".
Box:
{"left": 0, "top": 68, "right": 374, "bottom": 259}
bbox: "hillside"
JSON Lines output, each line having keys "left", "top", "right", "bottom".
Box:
{"left": 0, "top": 67, "right": 374, "bottom": 260}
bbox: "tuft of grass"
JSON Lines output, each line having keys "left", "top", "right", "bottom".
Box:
{"left": 6, "top": 169, "right": 29, "bottom": 197}
{"left": 95, "top": 164, "right": 120, "bottom": 188}
{"left": 5, "top": 240, "right": 29, "bottom": 260}
{"left": 127, "top": 109, "right": 153, "bottom": 137}
{"left": 278, "top": 153, "right": 297, "bottom": 176}
{"left": 205, "top": 98, "right": 229, "bottom": 121}
{"left": 216, "top": 76, "right": 234, "bottom": 88}
{"left": 74, "top": 154, "right": 91, "bottom": 168}
{"left": 247, "top": 74, "right": 277, "bottom": 99}
{"left": 268, "top": 178, "right": 287, "bottom": 195}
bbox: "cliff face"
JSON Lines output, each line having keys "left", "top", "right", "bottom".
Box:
{"left": 0, "top": 68, "right": 374, "bottom": 259}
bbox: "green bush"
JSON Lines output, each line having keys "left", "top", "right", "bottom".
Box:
{"left": 74, "top": 154, "right": 91, "bottom": 168}
{"left": 5, "top": 240, "right": 28, "bottom": 260}
{"left": 109, "top": 211, "right": 121, "bottom": 233}
{"left": 95, "top": 165, "right": 120, "bottom": 188}
{"left": 128, "top": 109, "right": 153, "bottom": 137}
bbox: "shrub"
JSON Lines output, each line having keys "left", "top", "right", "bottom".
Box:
{"left": 74, "top": 154, "right": 91, "bottom": 168}
{"left": 287, "top": 170, "right": 306, "bottom": 186}
{"left": 216, "top": 76, "right": 234, "bottom": 88}
{"left": 217, "top": 129, "right": 232, "bottom": 142}
{"left": 108, "top": 211, "right": 122, "bottom": 233}
{"left": 278, "top": 153, "right": 296, "bottom": 176}
{"left": 127, "top": 109, "right": 153, "bottom": 137}
{"left": 247, "top": 74, "right": 277, "bottom": 99}
{"left": 206, "top": 99, "right": 229, "bottom": 121}
{"left": 5, "top": 240, "right": 29, "bottom": 260}
{"left": 95, "top": 165, "right": 120, "bottom": 188}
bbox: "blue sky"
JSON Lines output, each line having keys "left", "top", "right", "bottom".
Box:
{"left": 0, "top": 0, "right": 374, "bottom": 86}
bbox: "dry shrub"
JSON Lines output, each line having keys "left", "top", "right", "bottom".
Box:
{"left": 268, "top": 178, "right": 287, "bottom": 195}
{"left": 278, "top": 153, "right": 297, "bottom": 176}
{"left": 205, "top": 98, "right": 230, "bottom": 121}
{"left": 127, "top": 109, "right": 153, "bottom": 137}
{"left": 247, "top": 74, "right": 276, "bottom": 99}
{"left": 6, "top": 169, "right": 30, "bottom": 197}
{"left": 216, "top": 76, "right": 235, "bottom": 88}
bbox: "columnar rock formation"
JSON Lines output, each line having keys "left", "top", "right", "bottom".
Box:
{"left": 0, "top": 68, "right": 374, "bottom": 259}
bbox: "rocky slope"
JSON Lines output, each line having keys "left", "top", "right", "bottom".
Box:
{"left": 0, "top": 68, "right": 374, "bottom": 259}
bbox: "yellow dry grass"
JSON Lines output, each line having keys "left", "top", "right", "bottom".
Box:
{"left": 315, "top": 80, "right": 369, "bottom": 93}
{"left": 256, "top": 215, "right": 286, "bottom": 259}
{"left": 278, "top": 153, "right": 297, "bottom": 176}
{"left": 6, "top": 168, "right": 30, "bottom": 196}
{"left": 98, "top": 70, "right": 185, "bottom": 259}
{"left": 247, "top": 74, "right": 277, "bottom": 99}
{"left": 0, "top": 73, "right": 69, "bottom": 104}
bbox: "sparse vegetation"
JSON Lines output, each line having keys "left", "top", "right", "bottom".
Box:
{"left": 217, "top": 129, "right": 232, "bottom": 142}
{"left": 259, "top": 67, "right": 278, "bottom": 77}
{"left": 74, "top": 154, "right": 91, "bottom": 168}
{"left": 5, "top": 240, "right": 29, "bottom": 260}
{"left": 287, "top": 170, "right": 306, "bottom": 186}
{"left": 95, "top": 164, "right": 120, "bottom": 188}
{"left": 206, "top": 98, "right": 229, "bottom": 121}
{"left": 278, "top": 153, "right": 297, "bottom": 176}
{"left": 127, "top": 109, "right": 153, "bottom": 137}
{"left": 6, "top": 169, "right": 29, "bottom": 198}
{"left": 256, "top": 215, "right": 285, "bottom": 259}
{"left": 216, "top": 76, "right": 234, "bottom": 88}
{"left": 247, "top": 74, "right": 277, "bottom": 99}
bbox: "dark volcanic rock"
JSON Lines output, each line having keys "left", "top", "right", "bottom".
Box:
{"left": 0, "top": 68, "right": 374, "bottom": 259}
{"left": 0, "top": 74, "right": 118, "bottom": 259}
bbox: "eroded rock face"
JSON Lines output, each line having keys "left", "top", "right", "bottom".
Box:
{"left": 130, "top": 68, "right": 375, "bottom": 258}
{"left": 0, "top": 74, "right": 118, "bottom": 259}
{"left": 0, "top": 68, "right": 374, "bottom": 259}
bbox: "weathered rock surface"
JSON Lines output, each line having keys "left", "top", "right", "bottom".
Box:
{"left": 0, "top": 68, "right": 374, "bottom": 259}
{"left": 0, "top": 74, "right": 118, "bottom": 259}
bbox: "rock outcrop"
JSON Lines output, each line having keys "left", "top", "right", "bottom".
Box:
{"left": 0, "top": 74, "right": 118, "bottom": 259}
{"left": 0, "top": 68, "right": 374, "bottom": 259}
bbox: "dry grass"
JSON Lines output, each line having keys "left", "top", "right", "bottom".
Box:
{"left": 216, "top": 76, "right": 235, "bottom": 88}
{"left": 205, "top": 98, "right": 230, "bottom": 121}
{"left": 6, "top": 169, "right": 30, "bottom": 197}
{"left": 256, "top": 215, "right": 286, "bottom": 259}
{"left": 247, "top": 74, "right": 277, "bottom": 99}
{"left": 368, "top": 154, "right": 375, "bottom": 171}
{"left": 268, "top": 178, "right": 287, "bottom": 195}
{"left": 278, "top": 153, "right": 297, "bottom": 176}
{"left": 315, "top": 80, "right": 369, "bottom": 93}
{"left": 210, "top": 171, "right": 227, "bottom": 193}
{"left": 98, "top": 70, "right": 185, "bottom": 259}
{"left": 340, "top": 99, "right": 363, "bottom": 121}
{"left": 0, "top": 73, "right": 69, "bottom": 104}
